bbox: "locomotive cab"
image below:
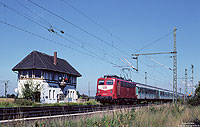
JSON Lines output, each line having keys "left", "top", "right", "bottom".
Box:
{"left": 96, "top": 78, "right": 115, "bottom": 103}
{"left": 95, "top": 75, "right": 137, "bottom": 104}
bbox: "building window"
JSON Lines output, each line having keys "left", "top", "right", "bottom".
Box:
{"left": 28, "top": 70, "right": 32, "bottom": 78}
{"left": 73, "top": 91, "right": 74, "bottom": 99}
{"left": 58, "top": 73, "right": 62, "bottom": 81}
{"left": 34, "top": 70, "right": 41, "bottom": 78}
{"left": 18, "top": 71, "right": 22, "bottom": 78}
{"left": 43, "top": 71, "right": 47, "bottom": 79}
{"left": 54, "top": 73, "right": 58, "bottom": 81}
{"left": 22, "top": 70, "right": 27, "bottom": 76}
{"left": 41, "top": 71, "right": 44, "bottom": 78}
{"left": 52, "top": 72, "right": 55, "bottom": 80}
{"left": 49, "top": 90, "right": 51, "bottom": 99}
{"left": 53, "top": 90, "right": 55, "bottom": 99}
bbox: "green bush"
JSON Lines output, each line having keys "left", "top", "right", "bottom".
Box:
{"left": 0, "top": 102, "right": 15, "bottom": 107}
{"left": 188, "top": 97, "right": 200, "bottom": 106}
{"left": 15, "top": 99, "right": 34, "bottom": 106}
{"left": 86, "top": 100, "right": 98, "bottom": 105}
{"left": 188, "top": 84, "right": 200, "bottom": 106}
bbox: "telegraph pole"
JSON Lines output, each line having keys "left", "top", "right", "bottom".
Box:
{"left": 191, "top": 64, "right": 194, "bottom": 96}
{"left": 173, "top": 27, "right": 177, "bottom": 104}
{"left": 184, "top": 69, "right": 187, "bottom": 102}
{"left": 88, "top": 81, "right": 90, "bottom": 98}
{"left": 5, "top": 81, "right": 8, "bottom": 98}
{"left": 145, "top": 72, "right": 147, "bottom": 85}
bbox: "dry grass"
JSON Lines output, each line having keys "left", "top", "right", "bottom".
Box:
{"left": 132, "top": 104, "right": 200, "bottom": 127}
{"left": 1, "top": 103, "right": 200, "bottom": 127}
{"left": 0, "top": 98, "right": 14, "bottom": 103}
{"left": 0, "top": 99, "right": 99, "bottom": 107}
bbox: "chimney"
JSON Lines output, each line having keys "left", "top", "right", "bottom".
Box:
{"left": 54, "top": 52, "right": 57, "bottom": 65}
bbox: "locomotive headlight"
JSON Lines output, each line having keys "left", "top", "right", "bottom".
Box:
{"left": 110, "top": 90, "right": 112, "bottom": 93}
{"left": 98, "top": 90, "right": 100, "bottom": 93}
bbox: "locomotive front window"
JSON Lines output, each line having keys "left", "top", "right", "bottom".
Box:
{"left": 98, "top": 80, "right": 105, "bottom": 85}
{"left": 107, "top": 80, "right": 113, "bottom": 85}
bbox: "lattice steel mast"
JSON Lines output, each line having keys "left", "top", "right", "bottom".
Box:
{"left": 184, "top": 69, "right": 187, "bottom": 102}
{"left": 131, "top": 28, "right": 178, "bottom": 103}
{"left": 191, "top": 64, "right": 194, "bottom": 96}
{"left": 173, "top": 27, "right": 177, "bottom": 103}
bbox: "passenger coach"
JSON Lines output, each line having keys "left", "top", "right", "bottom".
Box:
{"left": 96, "top": 75, "right": 184, "bottom": 104}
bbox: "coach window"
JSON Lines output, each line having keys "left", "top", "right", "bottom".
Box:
{"left": 138, "top": 88, "right": 141, "bottom": 93}
{"left": 99, "top": 80, "right": 104, "bottom": 85}
{"left": 131, "top": 84, "right": 134, "bottom": 88}
{"left": 123, "top": 82, "right": 125, "bottom": 87}
{"left": 107, "top": 80, "right": 113, "bottom": 85}
{"left": 121, "top": 82, "right": 124, "bottom": 87}
{"left": 124, "top": 82, "right": 127, "bottom": 87}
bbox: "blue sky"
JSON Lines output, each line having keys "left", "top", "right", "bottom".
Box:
{"left": 0, "top": 0, "right": 200, "bottom": 96}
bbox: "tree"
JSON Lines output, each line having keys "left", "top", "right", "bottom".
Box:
{"left": 194, "top": 82, "right": 200, "bottom": 98}
{"left": 188, "top": 81, "right": 200, "bottom": 106}
{"left": 77, "top": 91, "right": 81, "bottom": 98}
{"left": 21, "top": 80, "right": 41, "bottom": 101}
{"left": 6, "top": 94, "right": 16, "bottom": 98}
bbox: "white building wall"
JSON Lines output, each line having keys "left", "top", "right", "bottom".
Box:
{"left": 17, "top": 78, "right": 78, "bottom": 104}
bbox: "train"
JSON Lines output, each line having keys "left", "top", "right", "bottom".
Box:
{"left": 95, "top": 75, "right": 184, "bottom": 104}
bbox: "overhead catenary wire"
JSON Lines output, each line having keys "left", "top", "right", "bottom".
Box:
{"left": 54, "top": 32, "right": 120, "bottom": 64}
{"left": 0, "top": 2, "right": 48, "bottom": 30}
{"left": 15, "top": 0, "right": 123, "bottom": 60}
{"left": 25, "top": 0, "right": 174, "bottom": 84}
{"left": 134, "top": 31, "right": 174, "bottom": 53}
{"left": 1, "top": 1, "right": 121, "bottom": 64}
{"left": 119, "top": 58, "right": 172, "bottom": 87}
{"left": 27, "top": 0, "right": 131, "bottom": 57}
{"left": 0, "top": 20, "right": 119, "bottom": 66}
{"left": 62, "top": 0, "right": 175, "bottom": 62}
{"left": 15, "top": 0, "right": 51, "bottom": 27}
{"left": 131, "top": 69, "right": 172, "bottom": 88}
{"left": 62, "top": 0, "right": 138, "bottom": 52}
{"left": 61, "top": 32, "right": 122, "bottom": 59}
{"left": 149, "top": 57, "right": 172, "bottom": 71}
{"left": 138, "top": 60, "right": 172, "bottom": 82}
{"left": 62, "top": 0, "right": 111, "bottom": 35}
{"left": 1, "top": 0, "right": 175, "bottom": 90}
{"left": 67, "top": 0, "right": 174, "bottom": 59}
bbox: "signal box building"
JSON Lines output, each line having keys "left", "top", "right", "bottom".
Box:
{"left": 12, "top": 51, "right": 81, "bottom": 103}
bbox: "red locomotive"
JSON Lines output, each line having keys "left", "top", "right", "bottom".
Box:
{"left": 96, "top": 75, "right": 184, "bottom": 104}
{"left": 95, "top": 75, "right": 137, "bottom": 104}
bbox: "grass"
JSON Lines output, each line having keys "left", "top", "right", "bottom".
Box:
{"left": 0, "top": 99, "right": 99, "bottom": 108}
{"left": 1, "top": 103, "right": 200, "bottom": 127}
{"left": 3, "top": 103, "right": 200, "bottom": 127}
{"left": 63, "top": 104, "right": 200, "bottom": 127}
{"left": 0, "top": 98, "right": 14, "bottom": 103}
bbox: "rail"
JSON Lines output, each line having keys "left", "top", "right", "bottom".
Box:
{"left": 0, "top": 104, "right": 144, "bottom": 120}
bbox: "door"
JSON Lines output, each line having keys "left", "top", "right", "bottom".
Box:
{"left": 136, "top": 87, "right": 139, "bottom": 97}
{"left": 117, "top": 80, "right": 120, "bottom": 96}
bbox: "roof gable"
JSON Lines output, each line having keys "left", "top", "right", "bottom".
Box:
{"left": 12, "top": 51, "right": 82, "bottom": 77}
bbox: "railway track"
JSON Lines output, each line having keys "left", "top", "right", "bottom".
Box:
{"left": 0, "top": 104, "right": 146, "bottom": 121}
